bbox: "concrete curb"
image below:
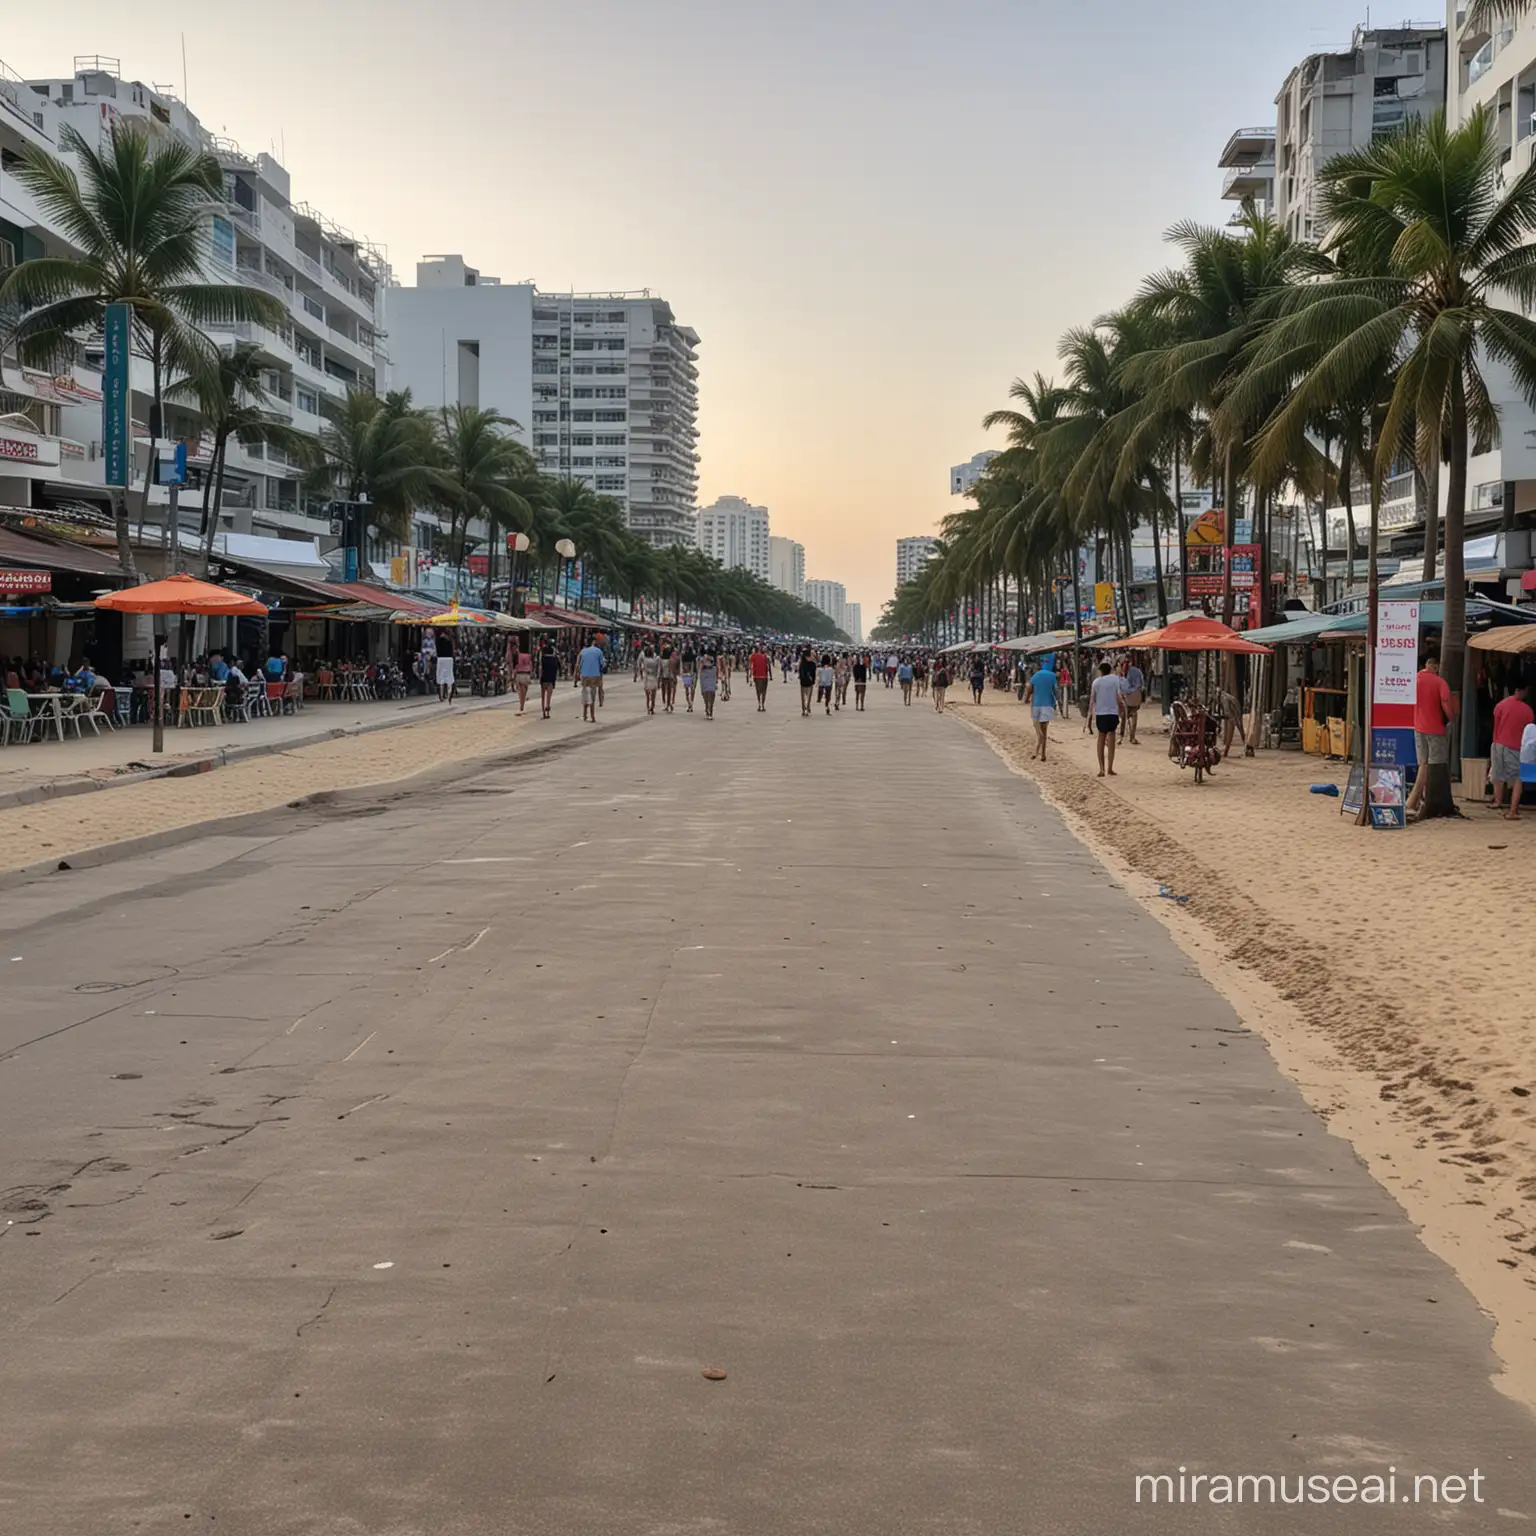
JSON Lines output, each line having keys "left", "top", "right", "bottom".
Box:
{"left": 0, "top": 691, "right": 521, "bottom": 813}
{"left": 0, "top": 707, "right": 639, "bottom": 888}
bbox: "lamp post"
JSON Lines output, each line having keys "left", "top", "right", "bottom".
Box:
{"left": 555, "top": 538, "right": 577, "bottom": 607}
{"left": 506, "top": 531, "right": 531, "bottom": 614}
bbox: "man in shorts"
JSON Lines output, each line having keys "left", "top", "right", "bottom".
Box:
{"left": 798, "top": 649, "right": 818, "bottom": 716}
{"left": 1024, "top": 660, "right": 1057, "bottom": 760}
{"left": 1406, "top": 646, "right": 1458, "bottom": 818}
{"left": 575, "top": 637, "right": 605, "bottom": 722}
{"left": 749, "top": 643, "right": 772, "bottom": 710}
{"left": 1089, "top": 661, "right": 1123, "bottom": 777}
{"left": 1491, "top": 680, "right": 1533, "bottom": 820}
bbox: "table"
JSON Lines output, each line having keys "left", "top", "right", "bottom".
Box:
{"left": 25, "top": 692, "right": 65, "bottom": 742}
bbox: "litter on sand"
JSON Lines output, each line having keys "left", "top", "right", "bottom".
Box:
{"left": 1156, "top": 885, "right": 1192, "bottom": 904}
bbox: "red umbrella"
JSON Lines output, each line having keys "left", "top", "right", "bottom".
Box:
{"left": 1106, "top": 616, "right": 1271, "bottom": 655}
{"left": 94, "top": 572, "right": 268, "bottom": 616}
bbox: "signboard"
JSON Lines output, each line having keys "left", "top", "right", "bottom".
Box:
{"left": 1093, "top": 581, "right": 1115, "bottom": 616}
{"left": 156, "top": 441, "right": 187, "bottom": 485}
{"left": 389, "top": 555, "right": 408, "bottom": 585}
{"left": 467, "top": 554, "right": 489, "bottom": 577}
{"left": 1233, "top": 518, "right": 1254, "bottom": 543}
{"left": 0, "top": 568, "right": 51, "bottom": 593}
{"left": 1185, "top": 543, "right": 1226, "bottom": 596}
{"left": 1229, "top": 544, "right": 1261, "bottom": 589}
{"left": 0, "top": 436, "right": 40, "bottom": 462}
{"left": 1341, "top": 761, "right": 1365, "bottom": 819}
{"left": 1371, "top": 598, "right": 1419, "bottom": 774}
{"left": 1368, "top": 766, "right": 1407, "bottom": 829}
{"left": 103, "top": 302, "right": 133, "bottom": 488}
{"left": 1186, "top": 507, "right": 1225, "bottom": 546}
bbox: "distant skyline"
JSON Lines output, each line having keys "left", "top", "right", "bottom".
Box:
{"left": 7, "top": 1, "right": 1381, "bottom": 618}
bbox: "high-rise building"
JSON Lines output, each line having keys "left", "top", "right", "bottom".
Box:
{"left": 844, "top": 601, "right": 862, "bottom": 645}
{"left": 768, "top": 535, "right": 806, "bottom": 599}
{"left": 697, "top": 495, "right": 770, "bottom": 580}
{"left": 2, "top": 55, "right": 388, "bottom": 544}
{"left": 1217, "top": 125, "right": 1276, "bottom": 219}
{"left": 1274, "top": 25, "right": 1447, "bottom": 244}
{"left": 804, "top": 578, "right": 848, "bottom": 635}
{"left": 389, "top": 261, "right": 701, "bottom": 549}
{"left": 950, "top": 452, "right": 996, "bottom": 497}
{"left": 895, "top": 535, "right": 938, "bottom": 589}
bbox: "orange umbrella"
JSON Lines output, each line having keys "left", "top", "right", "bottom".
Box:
{"left": 94, "top": 572, "right": 268, "bottom": 616}
{"left": 1103, "top": 616, "right": 1270, "bottom": 655}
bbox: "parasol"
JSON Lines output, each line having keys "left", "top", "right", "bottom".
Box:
{"left": 93, "top": 572, "right": 268, "bottom": 617}
{"left": 1103, "top": 616, "right": 1270, "bottom": 655}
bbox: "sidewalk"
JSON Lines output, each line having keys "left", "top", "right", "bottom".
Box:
{"left": 0, "top": 691, "right": 510, "bottom": 807}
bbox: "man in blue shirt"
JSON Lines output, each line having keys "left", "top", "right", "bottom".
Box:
{"left": 576, "top": 639, "right": 605, "bottom": 722}
{"left": 1025, "top": 662, "right": 1059, "bottom": 762}
{"left": 209, "top": 653, "right": 229, "bottom": 683}
{"left": 1120, "top": 658, "right": 1145, "bottom": 745}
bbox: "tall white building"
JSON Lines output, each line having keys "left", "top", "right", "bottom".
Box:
{"left": 949, "top": 451, "right": 996, "bottom": 497}
{"left": 1, "top": 55, "right": 388, "bottom": 545}
{"left": 1217, "top": 125, "right": 1276, "bottom": 219}
{"left": 768, "top": 534, "right": 805, "bottom": 599}
{"left": 697, "top": 494, "right": 769, "bottom": 580}
{"left": 1443, "top": 3, "right": 1536, "bottom": 543}
{"left": 1275, "top": 25, "right": 1447, "bottom": 244}
{"left": 805, "top": 577, "right": 848, "bottom": 635}
{"left": 844, "top": 601, "right": 862, "bottom": 645}
{"left": 895, "top": 535, "right": 938, "bottom": 588}
{"left": 388, "top": 259, "right": 701, "bottom": 549}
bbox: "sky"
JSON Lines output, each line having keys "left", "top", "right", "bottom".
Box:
{"left": 8, "top": 0, "right": 1387, "bottom": 623}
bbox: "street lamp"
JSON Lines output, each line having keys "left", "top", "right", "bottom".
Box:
{"left": 554, "top": 538, "right": 577, "bottom": 606}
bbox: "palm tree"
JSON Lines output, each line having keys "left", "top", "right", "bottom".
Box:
{"left": 433, "top": 405, "right": 536, "bottom": 592}
{"left": 166, "top": 341, "right": 318, "bottom": 570}
{"left": 1253, "top": 107, "right": 1536, "bottom": 814}
{"left": 308, "top": 388, "right": 444, "bottom": 545}
{"left": 0, "top": 120, "right": 285, "bottom": 575}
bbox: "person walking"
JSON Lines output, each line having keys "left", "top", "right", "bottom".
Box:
{"left": 434, "top": 629, "right": 456, "bottom": 703}
{"left": 897, "top": 655, "right": 914, "bottom": 705}
{"left": 718, "top": 647, "right": 734, "bottom": 702}
{"left": 1024, "top": 659, "right": 1057, "bottom": 759}
{"left": 1491, "top": 680, "right": 1533, "bottom": 820}
{"left": 749, "top": 643, "right": 772, "bottom": 711}
{"left": 1406, "top": 646, "right": 1458, "bottom": 819}
{"left": 1119, "top": 656, "right": 1144, "bottom": 744}
{"left": 659, "top": 645, "right": 677, "bottom": 713}
{"left": 781, "top": 651, "right": 793, "bottom": 685}
{"left": 1089, "top": 661, "right": 1124, "bottom": 777}
{"left": 575, "top": 635, "right": 605, "bottom": 723}
{"left": 914, "top": 656, "right": 928, "bottom": 698}
{"left": 852, "top": 652, "right": 869, "bottom": 711}
{"left": 885, "top": 651, "right": 899, "bottom": 689}
{"left": 834, "top": 653, "right": 850, "bottom": 710}
{"left": 538, "top": 640, "right": 560, "bottom": 719}
{"left": 816, "top": 653, "right": 836, "bottom": 715}
{"left": 932, "top": 658, "right": 950, "bottom": 711}
{"left": 798, "top": 649, "right": 818, "bottom": 716}
{"left": 968, "top": 651, "right": 986, "bottom": 704}
{"left": 680, "top": 642, "right": 698, "bottom": 713}
{"left": 639, "top": 644, "right": 661, "bottom": 715}
{"left": 512, "top": 643, "right": 533, "bottom": 712}
{"left": 699, "top": 648, "right": 719, "bottom": 718}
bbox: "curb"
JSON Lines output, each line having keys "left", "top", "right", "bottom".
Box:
{"left": 0, "top": 691, "right": 521, "bottom": 813}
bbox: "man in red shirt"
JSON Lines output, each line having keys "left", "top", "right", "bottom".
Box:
{"left": 748, "top": 644, "right": 772, "bottom": 712}
{"left": 1405, "top": 647, "right": 1458, "bottom": 818}
{"left": 1491, "top": 680, "right": 1533, "bottom": 819}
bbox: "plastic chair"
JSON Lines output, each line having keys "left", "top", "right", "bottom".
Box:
{"left": 3, "top": 689, "right": 37, "bottom": 745}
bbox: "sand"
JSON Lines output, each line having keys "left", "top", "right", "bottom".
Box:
{"left": 0, "top": 691, "right": 562, "bottom": 874}
{"left": 951, "top": 692, "right": 1536, "bottom": 1407}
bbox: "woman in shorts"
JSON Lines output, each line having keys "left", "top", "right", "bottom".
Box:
{"left": 816, "top": 654, "right": 836, "bottom": 715}
{"left": 640, "top": 645, "right": 661, "bottom": 716}
{"left": 538, "top": 641, "right": 560, "bottom": 719}
{"left": 512, "top": 644, "right": 533, "bottom": 712}
{"left": 680, "top": 644, "right": 698, "bottom": 713}
{"left": 699, "top": 649, "right": 719, "bottom": 718}
{"left": 932, "top": 660, "right": 949, "bottom": 712}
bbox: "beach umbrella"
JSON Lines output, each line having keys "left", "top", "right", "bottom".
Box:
{"left": 94, "top": 574, "right": 269, "bottom": 755}
{"left": 1103, "top": 616, "right": 1270, "bottom": 655}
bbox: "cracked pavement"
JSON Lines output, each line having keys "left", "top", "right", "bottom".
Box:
{"left": 0, "top": 678, "right": 1532, "bottom": 1533}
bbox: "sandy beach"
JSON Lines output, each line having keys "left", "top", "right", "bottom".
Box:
{"left": 0, "top": 689, "right": 567, "bottom": 875}
{"left": 951, "top": 690, "right": 1536, "bottom": 1405}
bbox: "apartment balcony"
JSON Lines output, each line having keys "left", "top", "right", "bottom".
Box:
{"left": 1218, "top": 125, "right": 1276, "bottom": 169}
{"left": 1222, "top": 158, "right": 1276, "bottom": 202}
{"left": 207, "top": 319, "right": 293, "bottom": 364}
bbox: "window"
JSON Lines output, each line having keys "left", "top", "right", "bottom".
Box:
{"left": 533, "top": 410, "right": 557, "bottom": 424}
{"left": 596, "top": 363, "right": 625, "bottom": 375}
{"left": 595, "top": 454, "right": 626, "bottom": 468}
{"left": 571, "top": 433, "right": 594, "bottom": 446}
{"left": 571, "top": 410, "right": 594, "bottom": 422}
{"left": 595, "top": 410, "right": 627, "bottom": 422}
{"left": 594, "top": 386, "right": 626, "bottom": 399}
{"left": 572, "top": 456, "right": 594, "bottom": 467}
{"left": 596, "top": 433, "right": 626, "bottom": 446}
{"left": 573, "top": 364, "right": 594, "bottom": 375}
{"left": 296, "top": 388, "right": 319, "bottom": 415}
{"left": 596, "top": 475, "right": 626, "bottom": 491}
{"left": 535, "top": 433, "right": 560, "bottom": 447}
{"left": 533, "top": 308, "right": 558, "bottom": 321}
{"left": 573, "top": 388, "right": 594, "bottom": 399}
{"left": 599, "top": 339, "right": 625, "bottom": 351}
{"left": 533, "top": 360, "right": 558, "bottom": 375}
{"left": 606, "top": 311, "right": 626, "bottom": 323}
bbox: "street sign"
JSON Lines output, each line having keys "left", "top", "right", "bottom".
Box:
{"left": 0, "top": 568, "right": 50, "bottom": 593}
{"left": 103, "top": 302, "right": 133, "bottom": 487}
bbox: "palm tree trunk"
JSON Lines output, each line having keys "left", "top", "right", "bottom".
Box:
{"left": 1356, "top": 465, "right": 1385, "bottom": 824}
{"left": 1423, "top": 450, "right": 1440, "bottom": 584}
{"left": 202, "top": 434, "right": 229, "bottom": 574}
{"left": 111, "top": 486, "right": 139, "bottom": 579}
{"left": 1341, "top": 441, "right": 1360, "bottom": 594}
{"left": 137, "top": 340, "right": 165, "bottom": 545}
{"left": 1422, "top": 378, "right": 1467, "bottom": 819}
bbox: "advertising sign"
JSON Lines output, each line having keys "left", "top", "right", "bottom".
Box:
{"left": 1228, "top": 544, "right": 1261, "bottom": 589}
{"left": 103, "top": 302, "right": 133, "bottom": 487}
{"left": 1186, "top": 508, "right": 1225, "bottom": 546}
{"left": 0, "top": 569, "right": 51, "bottom": 593}
{"left": 1371, "top": 599, "right": 1419, "bottom": 775}
{"left": 1368, "top": 766, "right": 1407, "bottom": 830}
{"left": 1093, "top": 581, "right": 1115, "bottom": 616}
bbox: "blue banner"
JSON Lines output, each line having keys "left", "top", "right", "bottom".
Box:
{"left": 103, "top": 303, "right": 133, "bottom": 487}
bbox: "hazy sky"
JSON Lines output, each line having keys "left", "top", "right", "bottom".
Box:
{"left": 8, "top": 1, "right": 1380, "bottom": 619}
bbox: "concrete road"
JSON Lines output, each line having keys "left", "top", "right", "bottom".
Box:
{"left": 1, "top": 678, "right": 1530, "bottom": 1534}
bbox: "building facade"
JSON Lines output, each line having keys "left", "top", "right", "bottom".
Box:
{"left": 804, "top": 577, "right": 848, "bottom": 636}
{"left": 843, "top": 601, "right": 862, "bottom": 645}
{"left": 895, "top": 535, "right": 938, "bottom": 589}
{"left": 388, "top": 260, "right": 703, "bottom": 550}
{"left": 1, "top": 55, "right": 388, "bottom": 552}
{"left": 768, "top": 534, "right": 805, "bottom": 599}
{"left": 949, "top": 451, "right": 996, "bottom": 497}
{"left": 697, "top": 495, "right": 770, "bottom": 580}
{"left": 1274, "top": 25, "right": 1447, "bottom": 244}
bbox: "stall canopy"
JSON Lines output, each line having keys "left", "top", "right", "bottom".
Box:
{"left": 994, "top": 630, "right": 1078, "bottom": 656}
{"left": 1470, "top": 624, "right": 1536, "bottom": 654}
{"left": 939, "top": 639, "right": 982, "bottom": 655}
{"left": 1244, "top": 598, "right": 1531, "bottom": 646}
{"left": 1102, "top": 616, "right": 1270, "bottom": 654}
{"left": 0, "top": 525, "right": 124, "bottom": 579}
{"left": 529, "top": 603, "right": 611, "bottom": 627}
